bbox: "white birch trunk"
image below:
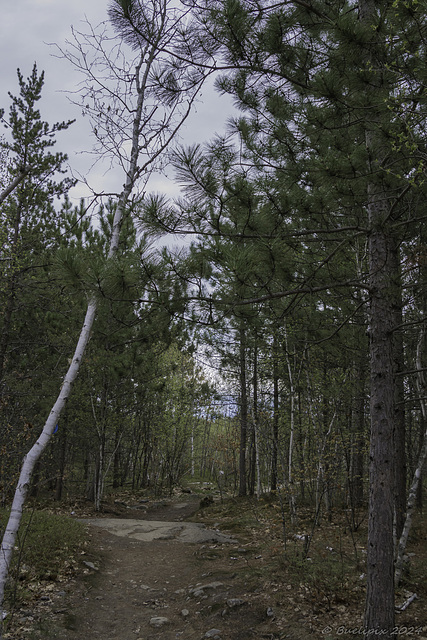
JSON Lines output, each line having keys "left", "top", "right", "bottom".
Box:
{"left": 0, "top": 4, "right": 206, "bottom": 623}
{"left": 394, "top": 428, "right": 427, "bottom": 586}
{"left": 0, "top": 298, "right": 96, "bottom": 614}
{"left": 0, "top": 45, "right": 148, "bottom": 622}
{"left": 395, "top": 327, "right": 427, "bottom": 586}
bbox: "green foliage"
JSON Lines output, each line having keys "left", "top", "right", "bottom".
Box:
{"left": 0, "top": 64, "right": 75, "bottom": 251}
{"left": 0, "top": 66, "right": 78, "bottom": 503}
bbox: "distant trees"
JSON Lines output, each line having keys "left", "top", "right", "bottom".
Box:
{"left": 139, "top": 0, "right": 427, "bottom": 635}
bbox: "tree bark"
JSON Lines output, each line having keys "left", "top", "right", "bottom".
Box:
{"left": 0, "top": 21, "right": 166, "bottom": 618}
{"left": 352, "top": 350, "right": 367, "bottom": 510}
{"left": 394, "top": 421, "right": 427, "bottom": 586}
{"left": 358, "top": 0, "right": 396, "bottom": 632}
{"left": 238, "top": 324, "right": 248, "bottom": 497}
{"left": 395, "top": 326, "right": 427, "bottom": 586}
{"left": 391, "top": 244, "right": 406, "bottom": 544}
{"left": 364, "top": 226, "right": 396, "bottom": 636}
{"left": 284, "top": 321, "right": 297, "bottom": 522}
{"left": 249, "top": 343, "right": 258, "bottom": 496}
{"left": 0, "top": 298, "right": 97, "bottom": 614}
{"left": 271, "top": 335, "right": 279, "bottom": 492}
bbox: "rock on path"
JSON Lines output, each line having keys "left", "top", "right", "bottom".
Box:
{"left": 79, "top": 518, "right": 237, "bottom": 544}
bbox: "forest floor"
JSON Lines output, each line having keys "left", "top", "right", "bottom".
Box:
{"left": 3, "top": 486, "right": 427, "bottom": 640}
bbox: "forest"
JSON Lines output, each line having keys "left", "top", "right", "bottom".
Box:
{"left": 1, "top": 0, "right": 427, "bottom": 637}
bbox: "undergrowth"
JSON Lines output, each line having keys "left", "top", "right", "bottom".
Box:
{"left": 0, "top": 508, "right": 86, "bottom": 606}
{"left": 195, "top": 493, "right": 426, "bottom": 621}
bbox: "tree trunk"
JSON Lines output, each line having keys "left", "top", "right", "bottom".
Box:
{"left": 248, "top": 344, "right": 258, "bottom": 496}
{"left": 0, "top": 39, "right": 151, "bottom": 616}
{"left": 394, "top": 422, "right": 427, "bottom": 586}
{"left": 113, "top": 425, "right": 121, "bottom": 489}
{"left": 364, "top": 224, "right": 396, "bottom": 636}
{"left": 391, "top": 245, "right": 406, "bottom": 544}
{"left": 0, "top": 298, "right": 97, "bottom": 615}
{"left": 238, "top": 324, "right": 248, "bottom": 497}
{"left": 284, "top": 322, "right": 297, "bottom": 522}
{"left": 352, "top": 351, "right": 367, "bottom": 510}
{"left": 395, "top": 326, "right": 427, "bottom": 585}
{"left": 253, "top": 342, "right": 262, "bottom": 498}
{"left": 358, "top": 0, "right": 396, "bottom": 632}
{"left": 271, "top": 335, "right": 279, "bottom": 493}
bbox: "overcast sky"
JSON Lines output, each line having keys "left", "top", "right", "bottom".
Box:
{"left": 0, "top": 0, "right": 234, "bottom": 205}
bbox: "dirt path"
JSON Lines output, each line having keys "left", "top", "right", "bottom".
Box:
{"left": 48, "top": 497, "right": 280, "bottom": 640}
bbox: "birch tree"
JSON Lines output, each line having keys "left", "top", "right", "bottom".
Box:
{"left": 395, "top": 325, "right": 427, "bottom": 586}
{"left": 0, "top": 0, "right": 207, "bottom": 622}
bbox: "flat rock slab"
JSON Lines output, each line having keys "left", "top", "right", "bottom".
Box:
{"left": 80, "top": 518, "right": 237, "bottom": 544}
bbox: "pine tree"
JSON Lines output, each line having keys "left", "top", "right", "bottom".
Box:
{"left": 0, "top": 64, "right": 75, "bottom": 392}
{"left": 0, "top": 66, "right": 76, "bottom": 506}
{"left": 165, "top": 1, "right": 427, "bottom": 633}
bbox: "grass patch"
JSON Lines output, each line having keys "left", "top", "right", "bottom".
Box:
{"left": 0, "top": 507, "right": 86, "bottom": 604}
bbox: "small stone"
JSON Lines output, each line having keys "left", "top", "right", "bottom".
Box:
{"left": 226, "top": 598, "right": 245, "bottom": 608}
{"left": 189, "top": 581, "right": 223, "bottom": 596}
{"left": 205, "top": 629, "right": 221, "bottom": 638}
{"left": 181, "top": 608, "right": 190, "bottom": 617}
{"left": 83, "top": 561, "right": 98, "bottom": 570}
{"left": 149, "top": 616, "right": 170, "bottom": 628}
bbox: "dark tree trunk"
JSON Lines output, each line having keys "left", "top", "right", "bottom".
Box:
{"left": 113, "top": 427, "right": 121, "bottom": 489}
{"left": 55, "top": 423, "right": 67, "bottom": 501}
{"left": 271, "top": 336, "right": 279, "bottom": 493}
{"left": 416, "top": 414, "right": 424, "bottom": 510}
{"left": 364, "top": 223, "right": 396, "bottom": 637}
{"left": 359, "top": 0, "right": 396, "bottom": 631}
{"left": 391, "top": 245, "right": 406, "bottom": 543}
{"left": 238, "top": 324, "right": 248, "bottom": 497}
{"left": 249, "top": 343, "right": 259, "bottom": 496}
{"left": 352, "top": 351, "right": 367, "bottom": 509}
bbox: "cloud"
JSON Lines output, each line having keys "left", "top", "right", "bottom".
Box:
{"left": 1, "top": 1, "right": 235, "bottom": 208}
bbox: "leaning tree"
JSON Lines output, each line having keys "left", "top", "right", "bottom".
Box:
{"left": 0, "top": 0, "right": 211, "bottom": 622}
